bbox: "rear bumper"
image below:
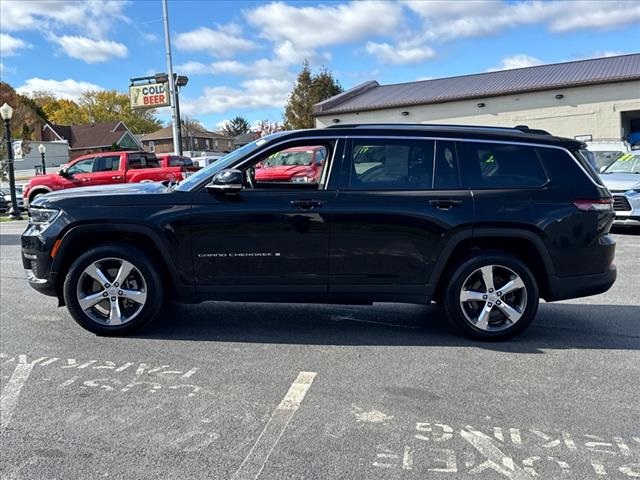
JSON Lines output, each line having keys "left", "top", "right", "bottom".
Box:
{"left": 546, "top": 265, "right": 617, "bottom": 301}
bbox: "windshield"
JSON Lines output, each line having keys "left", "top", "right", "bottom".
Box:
{"left": 590, "top": 150, "right": 626, "bottom": 170}
{"left": 263, "top": 150, "right": 313, "bottom": 167}
{"left": 175, "top": 133, "right": 287, "bottom": 191}
{"left": 602, "top": 153, "right": 640, "bottom": 174}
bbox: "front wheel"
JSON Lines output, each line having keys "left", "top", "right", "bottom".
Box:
{"left": 443, "top": 253, "right": 539, "bottom": 341}
{"left": 63, "top": 244, "right": 163, "bottom": 335}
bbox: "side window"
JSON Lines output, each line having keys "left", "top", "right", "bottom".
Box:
{"left": 349, "top": 139, "right": 435, "bottom": 190}
{"left": 246, "top": 143, "right": 333, "bottom": 189}
{"left": 457, "top": 141, "right": 548, "bottom": 189}
{"left": 67, "top": 158, "right": 95, "bottom": 175}
{"left": 434, "top": 141, "right": 460, "bottom": 189}
{"left": 145, "top": 155, "right": 160, "bottom": 168}
{"left": 93, "top": 155, "right": 121, "bottom": 172}
{"left": 128, "top": 154, "right": 143, "bottom": 169}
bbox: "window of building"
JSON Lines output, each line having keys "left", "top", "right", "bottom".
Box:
{"left": 148, "top": 141, "right": 155, "bottom": 153}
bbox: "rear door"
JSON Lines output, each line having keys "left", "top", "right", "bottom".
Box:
{"left": 329, "top": 137, "right": 475, "bottom": 298}
{"left": 90, "top": 154, "right": 125, "bottom": 185}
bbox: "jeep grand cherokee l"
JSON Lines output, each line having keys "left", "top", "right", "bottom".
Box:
{"left": 22, "top": 124, "right": 616, "bottom": 341}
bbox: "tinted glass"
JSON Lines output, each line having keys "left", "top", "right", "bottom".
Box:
{"left": 144, "top": 155, "right": 160, "bottom": 168}
{"left": 434, "top": 140, "right": 460, "bottom": 189}
{"left": 93, "top": 155, "right": 120, "bottom": 172}
{"left": 458, "top": 141, "right": 547, "bottom": 189}
{"left": 349, "top": 139, "right": 435, "bottom": 190}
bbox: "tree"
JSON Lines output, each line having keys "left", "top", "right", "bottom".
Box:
{"left": 0, "top": 82, "right": 48, "bottom": 180}
{"left": 220, "top": 116, "right": 251, "bottom": 137}
{"left": 78, "top": 90, "right": 161, "bottom": 134}
{"left": 283, "top": 61, "right": 343, "bottom": 130}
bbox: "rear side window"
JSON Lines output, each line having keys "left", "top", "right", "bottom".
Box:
{"left": 349, "top": 139, "right": 435, "bottom": 190}
{"left": 458, "top": 141, "right": 547, "bottom": 189}
{"left": 168, "top": 156, "right": 193, "bottom": 167}
{"left": 93, "top": 155, "right": 120, "bottom": 172}
{"left": 129, "top": 154, "right": 159, "bottom": 169}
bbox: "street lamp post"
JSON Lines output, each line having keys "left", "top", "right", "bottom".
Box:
{"left": 0, "top": 103, "right": 23, "bottom": 220}
{"left": 38, "top": 143, "right": 47, "bottom": 175}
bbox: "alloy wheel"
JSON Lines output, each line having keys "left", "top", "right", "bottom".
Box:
{"left": 76, "top": 257, "right": 148, "bottom": 326}
{"left": 459, "top": 264, "right": 527, "bottom": 332}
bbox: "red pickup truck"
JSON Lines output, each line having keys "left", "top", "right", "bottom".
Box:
{"left": 23, "top": 151, "right": 191, "bottom": 204}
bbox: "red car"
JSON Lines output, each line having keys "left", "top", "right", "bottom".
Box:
{"left": 23, "top": 151, "right": 181, "bottom": 205}
{"left": 254, "top": 146, "right": 326, "bottom": 183}
{"left": 157, "top": 154, "right": 201, "bottom": 181}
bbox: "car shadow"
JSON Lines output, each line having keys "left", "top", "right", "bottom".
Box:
{"left": 137, "top": 301, "right": 640, "bottom": 353}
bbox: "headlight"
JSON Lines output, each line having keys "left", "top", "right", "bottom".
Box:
{"left": 30, "top": 208, "right": 60, "bottom": 225}
{"left": 25, "top": 208, "right": 60, "bottom": 235}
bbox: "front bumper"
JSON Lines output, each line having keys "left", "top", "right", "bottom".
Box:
{"left": 612, "top": 191, "right": 640, "bottom": 226}
{"left": 547, "top": 265, "right": 617, "bottom": 301}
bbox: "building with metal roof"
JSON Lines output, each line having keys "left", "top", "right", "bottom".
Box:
{"left": 313, "top": 54, "right": 640, "bottom": 143}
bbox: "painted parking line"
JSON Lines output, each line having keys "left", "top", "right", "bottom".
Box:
{"left": 1, "top": 355, "right": 42, "bottom": 429}
{"left": 232, "top": 371, "right": 317, "bottom": 480}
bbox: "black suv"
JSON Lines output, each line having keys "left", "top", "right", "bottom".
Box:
{"left": 22, "top": 124, "right": 616, "bottom": 340}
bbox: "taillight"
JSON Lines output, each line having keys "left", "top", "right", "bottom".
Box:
{"left": 572, "top": 199, "right": 614, "bottom": 212}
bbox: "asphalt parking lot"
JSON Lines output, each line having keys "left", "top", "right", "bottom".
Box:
{"left": 1, "top": 220, "right": 639, "bottom": 480}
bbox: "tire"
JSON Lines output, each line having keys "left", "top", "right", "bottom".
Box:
{"left": 63, "top": 244, "right": 164, "bottom": 335}
{"left": 443, "top": 252, "right": 539, "bottom": 341}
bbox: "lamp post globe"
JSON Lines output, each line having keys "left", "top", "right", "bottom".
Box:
{"left": 38, "top": 143, "right": 47, "bottom": 175}
{"left": 0, "top": 102, "right": 22, "bottom": 220}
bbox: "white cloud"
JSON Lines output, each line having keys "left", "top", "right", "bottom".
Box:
{"left": 17, "top": 78, "right": 102, "bottom": 101}
{"left": 180, "top": 78, "right": 293, "bottom": 115}
{"left": 174, "top": 25, "right": 256, "bottom": 57}
{"left": 0, "top": 33, "right": 30, "bottom": 56}
{"left": 244, "top": 1, "right": 403, "bottom": 49}
{"left": 0, "top": 0, "right": 129, "bottom": 39}
{"left": 366, "top": 41, "right": 436, "bottom": 64}
{"left": 402, "top": 1, "right": 640, "bottom": 43}
{"left": 488, "top": 54, "right": 544, "bottom": 71}
{"left": 53, "top": 35, "right": 128, "bottom": 63}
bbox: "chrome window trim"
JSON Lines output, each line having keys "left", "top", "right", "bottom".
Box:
{"left": 345, "top": 135, "right": 603, "bottom": 189}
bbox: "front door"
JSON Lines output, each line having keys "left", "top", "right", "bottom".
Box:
{"left": 329, "top": 137, "right": 475, "bottom": 298}
{"left": 191, "top": 138, "right": 343, "bottom": 293}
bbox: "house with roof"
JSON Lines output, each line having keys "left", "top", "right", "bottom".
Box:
{"left": 313, "top": 54, "right": 640, "bottom": 143}
{"left": 138, "top": 125, "right": 234, "bottom": 155}
{"left": 41, "top": 121, "right": 142, "bottom": 160}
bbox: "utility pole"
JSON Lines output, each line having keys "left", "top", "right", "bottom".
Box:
{"left": 162, "top": 0, "right": 180, "bottom": 155}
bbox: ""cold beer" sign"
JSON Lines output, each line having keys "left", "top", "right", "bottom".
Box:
{"left": 129, "top": 82, "right": 170, "bottom": 109}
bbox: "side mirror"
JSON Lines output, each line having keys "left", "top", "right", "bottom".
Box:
{"left": 206, "top": 169, "right": 244, "bottom": 194}
{"left": 59, "top": 168, "right": 71, "bottom": 178}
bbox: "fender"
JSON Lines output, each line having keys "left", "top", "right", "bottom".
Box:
{"left": 26, "top": 185, "right": 53, "bottom": 206}
{"left": 427, "top": 226, "right": 555, "bottom": 286}
{"left": 51, "top": 222, "right": 193, "bottom": 296}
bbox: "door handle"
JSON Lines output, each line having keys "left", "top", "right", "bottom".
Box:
{"left": 112, "top": 176, "right": 122, "bottom": 180}
{"left": 81, "top": 178, "right": 90, "bottom": 182}
{"left": 291, "top": 199, "right": 324, "bottom": 210}
{"left": 429, "top": 199, "right": 463, "bottom": 210}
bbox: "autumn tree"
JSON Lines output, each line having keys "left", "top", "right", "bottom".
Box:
{"left": 78, "top": 90, "right": 161, "bottom": 134}
{"left": 0, "top": 82, "right": 48, "bottom": 180}
{"left": 283, "top": 61, "right": 342, "bottom": 130}
{"left": 220, "top": 116, "right": 251, "bottom": 137}
{"left": 32, "top": 92, "right": 89, "bottom": 125}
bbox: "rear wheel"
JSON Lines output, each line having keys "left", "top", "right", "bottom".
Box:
{"left": 443, "top": 253, "right": 539, "bottom": 341}
{"left": 63, "top": 244, "right": 163, "bottom": 335}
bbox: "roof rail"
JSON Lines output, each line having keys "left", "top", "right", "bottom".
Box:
{"left": 326, "top": 123, "right": 551, "bottom": 134}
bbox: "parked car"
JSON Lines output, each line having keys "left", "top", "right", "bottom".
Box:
{"left": 22, "top": 124, "right": 616, "bottom": 340}
{"left": 254, "top": 146, "right": 326, "bottom": 183}
{"left": 191, "top": 155, "right": 224, "bottom": 168}
{"left": 22, "top": 151, "right": 181, "bottom": 205}
{"left": 586, "top": 140, "right": 630, "bottom": 170}
{"left": 599, "top": 151, "right": 640, "bottom": 226}
{"left": 1, "top": 185, "right": 26, "bottom": 211}
{"left": 0, "top": 192, "right": 8, "bottom": 213}
{"left": 157, "top": 154, "right": 200, "bottom": 181}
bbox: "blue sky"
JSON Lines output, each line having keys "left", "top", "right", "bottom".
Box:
{"left": 1, "top": 0, "right": 639, "bottom": 131}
